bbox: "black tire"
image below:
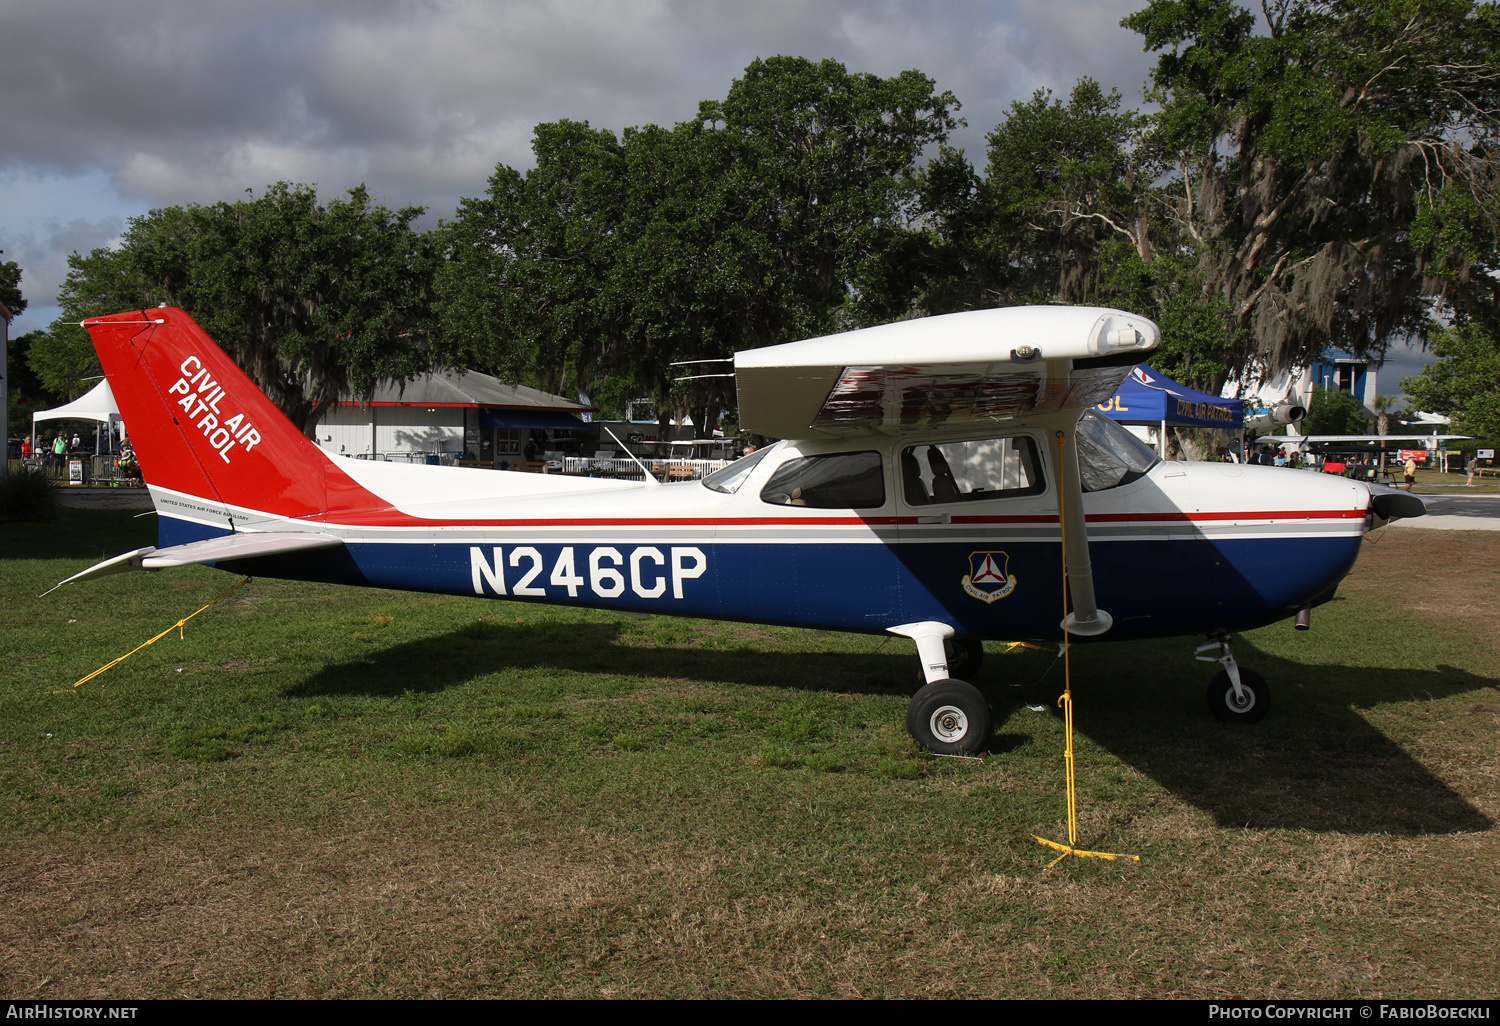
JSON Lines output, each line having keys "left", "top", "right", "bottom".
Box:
{"left": 946, "top": 638, "right": 985, "bottom": 680}
{"left": 1207, "top": 667, "right": 1269, "bottom": 723}
{"left": 906, "top": 679, "right": 993, "bottom": 755}
{"left": 913, "top": 638, "right": 985, "bottom": 684}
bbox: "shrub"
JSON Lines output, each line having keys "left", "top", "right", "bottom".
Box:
{"left": 0, "top": 465, "right": 60, "bottom": 522}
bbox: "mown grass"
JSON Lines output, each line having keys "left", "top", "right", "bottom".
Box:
{"left": 0, "top": 510, "right": 1496, "bottom": 999}
{"left": 1410, "top": 468, "right": 1500, "bottom": 493}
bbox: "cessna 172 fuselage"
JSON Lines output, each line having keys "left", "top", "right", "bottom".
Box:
{"left": 57, "top": 306, "right": 1423, "bottom": 754}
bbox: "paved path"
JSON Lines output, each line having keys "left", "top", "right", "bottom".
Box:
{"left": 1391, "top": 492, "right": 1500, "bottom": 531}
{"left": 54, "top": 487, "right": 154, "bottom": 511}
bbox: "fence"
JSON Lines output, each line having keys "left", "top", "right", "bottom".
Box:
{"left": 27, "top": 447, "right": 733, "bottom": 483}
{"left": 21, "top": 454, "right": 146, "bottom": 487}
{"left": 343, "top": 452, "right": 730, "bottom": 481}
{"left": 349, "top": 451, "right": 461, "bottom": 466}
{"left": 561, "top": 456, "right": 731, "bottom": 482}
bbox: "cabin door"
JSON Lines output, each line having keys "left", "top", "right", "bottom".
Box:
{"left": 894, "top": 433, "right": 1058, "bottom": 637}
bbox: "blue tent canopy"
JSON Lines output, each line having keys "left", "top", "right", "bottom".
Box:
{"left": 1096, "top": 365, "right": 1243, "bottom": 429}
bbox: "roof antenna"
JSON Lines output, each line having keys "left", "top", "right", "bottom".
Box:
{"left": 603, "top": 426, "right": 660, "bottom": 488}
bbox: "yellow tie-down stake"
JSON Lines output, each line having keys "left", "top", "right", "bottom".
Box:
{"left": 1031, "top": 688, "right": 1141, "bottom": 869}
{"left": 59, "top": 577, "right": 252, "bottom": 692}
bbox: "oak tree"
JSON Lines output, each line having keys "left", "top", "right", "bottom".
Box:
{"left": 1122, "top": 0, "right": 1500, "bottom": 380}
{"left": 437, "top": 57, "right": 961, "bottom": 442}
{"left": 1401, "top": 319, "right": 1500, "bottom": 438}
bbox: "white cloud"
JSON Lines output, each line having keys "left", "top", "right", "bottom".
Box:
{"left": 1, "top": 168, "right": 133, "bottom": 328}
{"left": 0, "top": 0, "right": 1155, "bottom": 307}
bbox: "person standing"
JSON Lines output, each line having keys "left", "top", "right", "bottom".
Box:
{"left": 1404, "top": 456, "right": 1417, "bottom": 491}
{"left": 1467, "top": 454, "right": 1479, "bottom": 486}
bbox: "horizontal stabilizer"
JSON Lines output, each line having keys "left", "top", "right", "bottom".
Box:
{"left": 45, "top": 532, "right": 345, "bottom": 594}
{"left": 42, "top": 547, "right": 160, "bottom": 595}
{"left": 142, "top": 531, "right": 345, "bottom": 567}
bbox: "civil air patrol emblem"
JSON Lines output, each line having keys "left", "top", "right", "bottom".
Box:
{"left": 962, "top": 551, "right": 1017, "bottom": 603}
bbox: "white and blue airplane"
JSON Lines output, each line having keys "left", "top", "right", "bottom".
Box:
{"left": 55, "top": 305, "right": 1424, "bottom": 754}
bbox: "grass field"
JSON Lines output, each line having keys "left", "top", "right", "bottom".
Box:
{"left": 1411, "top": 467, "right": 1500, "bottom": 493}
{"left": 1, "top": 509, "right": 1496, "bottom": 999}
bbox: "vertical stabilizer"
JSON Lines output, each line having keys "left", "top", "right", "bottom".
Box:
{"left": 82, "top": 309, "right": 379, "bottom": 520}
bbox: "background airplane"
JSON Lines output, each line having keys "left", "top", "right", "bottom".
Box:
{"left": 54, "top": 305, "right": 1425, "bottom": 754}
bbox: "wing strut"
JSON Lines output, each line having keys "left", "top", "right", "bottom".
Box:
{"left": 1051, "top": 426, "right": 1112, "bottom": 636}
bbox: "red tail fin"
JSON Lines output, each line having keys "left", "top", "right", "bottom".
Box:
{"left": 84, "top": 309, "right": 381, "bottom": 519}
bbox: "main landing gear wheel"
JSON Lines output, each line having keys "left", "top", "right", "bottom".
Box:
{"left": 906, "top": 679, "right": 992, "bottom": 755}
{"left": 1207, "top": 667, "right": 1269, "bottom": 723}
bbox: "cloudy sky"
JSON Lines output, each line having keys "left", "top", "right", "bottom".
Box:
{"left": 0, "top": 0, "right": 1438, "bottom": 393}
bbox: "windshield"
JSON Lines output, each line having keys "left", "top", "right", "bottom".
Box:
{"left": 701, "top": 444, "right": 775, "bottom": 494}
{"left": 1075, "top": 410, "right": 1160, "bottom": 491}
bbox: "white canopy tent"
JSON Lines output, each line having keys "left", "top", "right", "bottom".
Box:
{"left": 31, "top": 379, "right": 126, "bottom": 451}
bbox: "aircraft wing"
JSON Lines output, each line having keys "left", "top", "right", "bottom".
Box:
{"left": 45, "top": 532, "right": 345, "bottom": 594}
{"left": 735, "top": 306, "right": 1159, "bottom": 440}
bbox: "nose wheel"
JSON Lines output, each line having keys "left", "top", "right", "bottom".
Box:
{"left": 1196, "top": 634, "right": 1270, "bottom": 723}
{"left": 1207, "top": 666, "right": 1268, "bottom": 722}
{"left": 906, "top": 679, "right": 992, "bottom": 755}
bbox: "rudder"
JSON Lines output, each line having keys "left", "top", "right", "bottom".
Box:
{"left": 83, "top": 308, "right": 355, "bottom": 520}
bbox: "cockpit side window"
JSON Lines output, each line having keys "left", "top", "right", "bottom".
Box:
{"left": 1075, "top": 409, "right": 1160, "bottom": 491}
{"left": 901, "top": 435, "right": 1045, "bottom": 505}
{"left": 760, "top": 451, "right": 885, "bottom": 509}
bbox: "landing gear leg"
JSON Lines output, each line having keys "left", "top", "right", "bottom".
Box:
{"left": 1195, "top": 632, "right": 1269, "bottom": 723}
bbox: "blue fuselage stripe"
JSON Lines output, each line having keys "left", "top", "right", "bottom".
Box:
{"left": 161, "top": 515, "right": 1362, "bottom": 641}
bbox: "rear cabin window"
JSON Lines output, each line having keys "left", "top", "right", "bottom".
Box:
{"left": 760, "top": 451, "right": 886, "bottom": 509}
{"left": 901, "top": 436, "right": 1045, "bottom": 505}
